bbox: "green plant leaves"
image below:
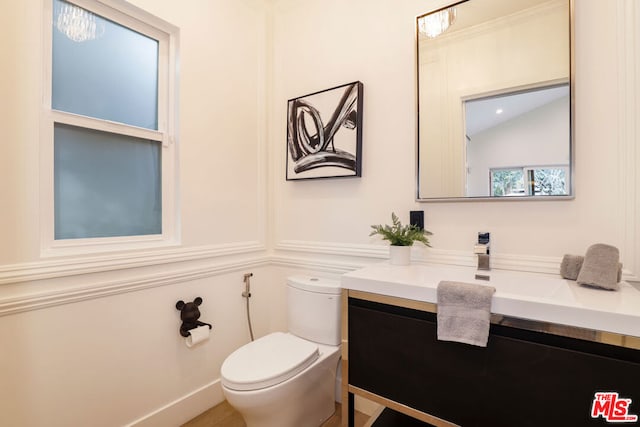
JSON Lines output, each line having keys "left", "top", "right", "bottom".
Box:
{"left": 369, "top": 212, "right": 433, "bottom": 247}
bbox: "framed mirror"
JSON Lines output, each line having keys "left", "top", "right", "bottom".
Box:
{"left": 416, "top": 0, "right": 574, "bottom": 201}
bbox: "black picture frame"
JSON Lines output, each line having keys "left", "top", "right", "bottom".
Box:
{"left": 286, "top": 81, "right": 363, "bottom": 180}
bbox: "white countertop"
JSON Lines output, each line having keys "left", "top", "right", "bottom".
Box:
{"left": 341, "top": 263, "right": 640, "bottom": 338}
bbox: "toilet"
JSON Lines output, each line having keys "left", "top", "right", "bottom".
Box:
{"left": 221, "top": 276, "right": 342, "bottom": 427}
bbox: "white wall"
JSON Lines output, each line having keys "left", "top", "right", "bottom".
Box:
{"left": 1, "top": 0, "right": 639, "bottom": 425}
{"left": 0, "top": 0, "right": 268, "bottom": 264}
{"left": 0, "top": 0, "right": 273, "bottom": 426}
{"left": 270, "top": 0, "right": 640, "bottom": 279}
{"left": 0, "top": 268, "right": 276, "bottom": 427}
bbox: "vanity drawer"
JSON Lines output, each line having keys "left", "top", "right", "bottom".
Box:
{"left": 348, "top": 297, "right": 640, "bottom": 427}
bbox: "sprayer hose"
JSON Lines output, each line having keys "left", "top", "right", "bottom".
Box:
{"left": 246, "top": 295, "right": 254, "bottom": 342}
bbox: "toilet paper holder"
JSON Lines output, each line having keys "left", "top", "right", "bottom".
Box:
{"left": 175, "top": 297, "right": 213, "bottom": 337}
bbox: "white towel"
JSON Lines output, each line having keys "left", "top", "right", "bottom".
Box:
{"left": 437, "top": 281, "right": 495, "bottom": 347}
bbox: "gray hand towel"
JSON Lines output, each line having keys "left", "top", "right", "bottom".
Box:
{"left": 576, "top": 244, "right": 620, "bottom": 291}
{"left": 437, "top": 281, "right": 495, "bottom": 347}
{"left": 560, "top": 254, "right": 584, "bottom": 280}
{"left": 561, "top": 254, "right": 622, "bottom": 282}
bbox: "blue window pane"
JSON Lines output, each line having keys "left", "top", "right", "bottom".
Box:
{"left": 54, "top": 124, "right": 162, "bottom": 239}
{"left": 52, "top": 0, "right": 159, "bottom": 130}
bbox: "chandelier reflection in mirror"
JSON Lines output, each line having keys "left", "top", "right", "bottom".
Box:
{"left": 55, "top": 0, "right": 105, "bottom": 42}
{"left": 418, "top": 6, "right": 457, "bottom": 39}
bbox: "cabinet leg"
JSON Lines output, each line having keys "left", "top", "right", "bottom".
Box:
{"left": 348, "top": 392, "right": 354, "bottom": 427}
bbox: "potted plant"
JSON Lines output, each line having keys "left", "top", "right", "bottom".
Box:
{"left": 370, "top": 212, "right": 433, "bottom": 265}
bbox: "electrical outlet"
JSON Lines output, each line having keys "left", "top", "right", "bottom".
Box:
{"left": 410, "top": 210, "right": 424, "bottom": 230}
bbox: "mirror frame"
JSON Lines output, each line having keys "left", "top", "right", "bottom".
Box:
{"left": 415, "top": 0, "right": 575, "bottom": 202}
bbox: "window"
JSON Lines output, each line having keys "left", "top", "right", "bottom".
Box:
{"left": 490, "top": 168, "right": 526, "bottom": 197}
{"left": 490, "top": 166, "right": 569, "bottom": 197}
{"left": 42, "top": 0, "right": 178, "bottom": 254}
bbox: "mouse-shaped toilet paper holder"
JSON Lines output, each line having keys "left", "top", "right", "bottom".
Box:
{"left": 175, "top": 297, "right": 213, "bottom": 337}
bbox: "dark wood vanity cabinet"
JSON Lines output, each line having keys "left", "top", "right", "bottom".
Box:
{"left": 342, "top": 291, "right": 640, "bottom": 427}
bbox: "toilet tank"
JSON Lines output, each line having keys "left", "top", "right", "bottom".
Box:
{"left": 287, "top": 276, "right": 342, "bottom": 346}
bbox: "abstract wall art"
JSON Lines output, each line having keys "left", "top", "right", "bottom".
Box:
{"left": 286, "top": 81, "right": 363, "bottom": 180}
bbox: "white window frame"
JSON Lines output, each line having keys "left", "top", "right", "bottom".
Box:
{"left": 40, "top": 0, "right": 180, "bottom": 257}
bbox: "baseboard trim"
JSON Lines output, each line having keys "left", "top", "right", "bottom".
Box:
{"left": 126, "top": 379, "right": 224, "bottom": 427}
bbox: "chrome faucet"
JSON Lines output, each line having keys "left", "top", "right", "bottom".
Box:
{"left": 474, "top": 232, "right": 491, "bottom": 271}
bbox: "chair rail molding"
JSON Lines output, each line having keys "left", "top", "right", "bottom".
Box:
{"left": 273, "top": 239, "right": 586, "bottom": 277}
{"left": 0, "top": 253, "right": 270, "bottom": 317}
{"left": 0, "top": 241, "right": 266, "bottom": 286}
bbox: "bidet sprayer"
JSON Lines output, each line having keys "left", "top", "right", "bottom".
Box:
{"left": 242, "top": 273, "right": 253, "bottom": 298}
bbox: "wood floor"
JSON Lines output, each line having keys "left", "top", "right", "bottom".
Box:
{"left": 182, "top": 400, "right": 370, "bottom": 427}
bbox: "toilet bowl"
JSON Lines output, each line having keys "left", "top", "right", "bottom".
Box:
{"left": 221, "top": 276, "right": 341, "bottom": 427}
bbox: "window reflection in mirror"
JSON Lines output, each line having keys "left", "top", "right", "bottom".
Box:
{"left": 466, "top": 83, "right": 570, "bottom": 197}
{"left": 489, "top": 166, "right": 569, "bottom": 197}
{"left": 416, "top": 0, "right": 573, "bottom": 201}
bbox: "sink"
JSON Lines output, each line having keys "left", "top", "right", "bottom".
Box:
{"left": 341, "top": 263, "right": 640, "bottom": 337}
{"left": 480, "top": 271, "right": 566, "bottom": 299}
{"left": 417, "top": 265, "right": 566, "bottom": 299}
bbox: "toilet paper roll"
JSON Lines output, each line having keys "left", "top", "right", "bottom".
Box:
{"left": 185, "top": 326, "right": 210, "bottom": 348}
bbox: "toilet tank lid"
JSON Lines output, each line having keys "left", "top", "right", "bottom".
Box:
{"left": 287, "top": 275, "right": 341, "bottom": 295}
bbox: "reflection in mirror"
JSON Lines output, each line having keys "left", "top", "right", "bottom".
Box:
{"left": 466, "top": 83, "right": 570, "bottom": 197}
{"left": 416, "top": 0, "right": 573, "bottom": 201}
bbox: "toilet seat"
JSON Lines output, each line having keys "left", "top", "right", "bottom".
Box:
{"left": 221, "top": 332, "right": 319, "bottom": 391}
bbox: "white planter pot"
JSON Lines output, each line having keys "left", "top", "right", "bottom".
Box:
{"left": 389, "top": 245, "right": 411, "bottom": 266}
